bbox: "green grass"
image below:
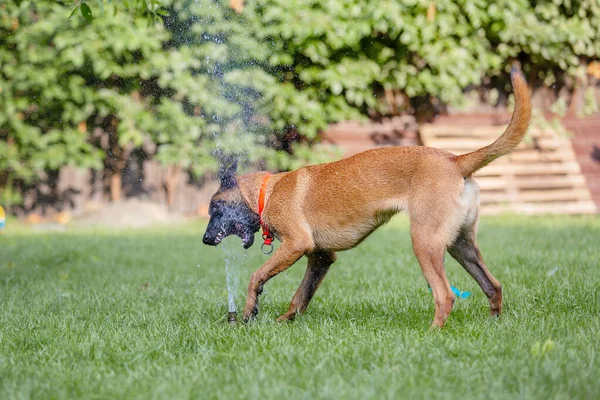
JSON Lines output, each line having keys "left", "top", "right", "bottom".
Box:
{"left": 1, "top": 216, "right": 599, "bottom": 399}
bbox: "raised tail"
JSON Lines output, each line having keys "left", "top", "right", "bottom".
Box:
{"left": 455, "top": 68, "right": 532, "bottom": 177}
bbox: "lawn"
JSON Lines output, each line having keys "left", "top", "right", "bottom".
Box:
{"left": 1, "top": 216, "right": 599, "bottom": 400}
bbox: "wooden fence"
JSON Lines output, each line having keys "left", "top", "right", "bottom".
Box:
{"left": 21, "top": 161, "right": 218, "bottom": 217}
{"left": 565, "top": 115, "right": 600, "bottom": 208}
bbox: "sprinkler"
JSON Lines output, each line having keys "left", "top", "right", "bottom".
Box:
{"left": 228, "top": 311, "right": 238, "bottom": 325}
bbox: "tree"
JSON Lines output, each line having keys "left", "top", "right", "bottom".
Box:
{"left": 1, "top": 1, "right": 103, "bottom": 207}
{"left": 0, "top": 1, "right": 205, "bottom": 205}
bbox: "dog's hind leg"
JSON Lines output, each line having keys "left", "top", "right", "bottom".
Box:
{"left": 411, "top": 224, "right": 455, "bottom": 329}
{"left": 243, "top": 235, "right": 313, "bottom": 322}
{"left": 448, "top": 228, "right": 502, "bottom": 316}
{"left": 277, "top": 251, "right": 336, "bottom": 322}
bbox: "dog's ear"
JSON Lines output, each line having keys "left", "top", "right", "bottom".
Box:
{"left": 218, "top": 157, "right": 238, "bottom": 190}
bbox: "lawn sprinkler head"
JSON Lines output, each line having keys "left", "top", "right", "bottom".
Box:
{"left": 228, "top": 311, "right": 238, "bottom": 325}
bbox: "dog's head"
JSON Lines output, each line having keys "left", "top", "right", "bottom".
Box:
{"left": 202, "top": 159, "right": 260, "bottom": 249}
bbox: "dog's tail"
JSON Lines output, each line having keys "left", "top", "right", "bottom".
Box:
{"left": 455, "top": 68, "right": 532, "bottom": 177}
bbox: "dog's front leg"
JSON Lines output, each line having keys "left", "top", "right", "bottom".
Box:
{"left": 277, "top": 251, "right": 336, "bottom": 322}
{"left": 243, "top": 240, "right": 311, "bottom": 321}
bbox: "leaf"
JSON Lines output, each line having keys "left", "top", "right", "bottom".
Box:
{"left": 80, "top": 3, "right": 93, "bottom": 21}
{"left": 68, "top": 4, "right": 80, "bottom": 19}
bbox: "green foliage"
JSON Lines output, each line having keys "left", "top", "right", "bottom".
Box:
{"left": 1, "top": 2, "right": 102, "bottom": 184}
{"left": 247, "top": 0, "right": 600, "bottom": 110}
{"left": 0, "top": 0, "right": 205, "bottom": 197}
{"left": 67, "top": 0, "right": 167, "bottom": 23}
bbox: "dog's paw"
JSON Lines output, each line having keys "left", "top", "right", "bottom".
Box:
{"left": 276, "top": 310, "right": 297, "bottom": 323}
{"left": 242, "top": 312, "right": 254, "bottom": 323}
{"left": 429, "top": 319, "right": 446, "bottom": 331}
{"left": 243, "top": 302, "right": 259, "bottom": 322}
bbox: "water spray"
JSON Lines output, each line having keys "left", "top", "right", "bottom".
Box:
{"left": 221, "top": 238, "right": 247, "bottom": 325}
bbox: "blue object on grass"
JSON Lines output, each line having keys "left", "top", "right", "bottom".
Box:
{"left": 428, "top": 285, "right": 471, "bottom": 299}
{"left": 451, "top": 286, "right": 471, "bottom": 299}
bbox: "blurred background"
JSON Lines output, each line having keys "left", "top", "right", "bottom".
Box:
{"left": 1, "top": 0, "right": 599, "bottom": 229}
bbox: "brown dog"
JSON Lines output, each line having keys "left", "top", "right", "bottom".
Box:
{"left": 203, "top": 69, "right": 531, "bottom": 328}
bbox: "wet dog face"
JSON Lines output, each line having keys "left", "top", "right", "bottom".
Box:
{"left": 202, "top": 160, "right": 260, "bottom": 249}
{"left": 202, "top": 196, "right": 259, "bottom": 248}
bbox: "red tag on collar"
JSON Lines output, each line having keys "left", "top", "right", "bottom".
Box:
{"left": 258, "top": 174, "right": 274, "bottom": 249}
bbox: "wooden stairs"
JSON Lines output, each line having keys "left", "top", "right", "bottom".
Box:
{"left": 420, "top": 122, "right": 598, "bottom": 215}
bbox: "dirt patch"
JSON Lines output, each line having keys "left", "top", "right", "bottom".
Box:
{"left": 74, "top": 199, "right": 186, "bottom": 228}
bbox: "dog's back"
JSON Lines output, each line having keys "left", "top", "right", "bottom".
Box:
{"left": 265, "top": 146, "right": 462, "bottom": 250}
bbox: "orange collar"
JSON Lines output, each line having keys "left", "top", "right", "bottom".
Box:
{"left": 258, "top": 174, "right": 271, "bottom": 217}
{"left": 258, "top": 174, "right": 274, "bottom": 252}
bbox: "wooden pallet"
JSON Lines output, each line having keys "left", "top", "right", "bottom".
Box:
{"left": 420, "top": 123, "right": 598, "bottom": 215}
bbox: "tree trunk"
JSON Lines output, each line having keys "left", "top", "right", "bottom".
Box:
{"left": 165, "top": 165, "right": 182, "bottom": 209}
{"left": 104, "top": 115, "right": 125, "bottom": 202}
{"left": 110, "top": 173, "right": 122, "bottom": 202}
